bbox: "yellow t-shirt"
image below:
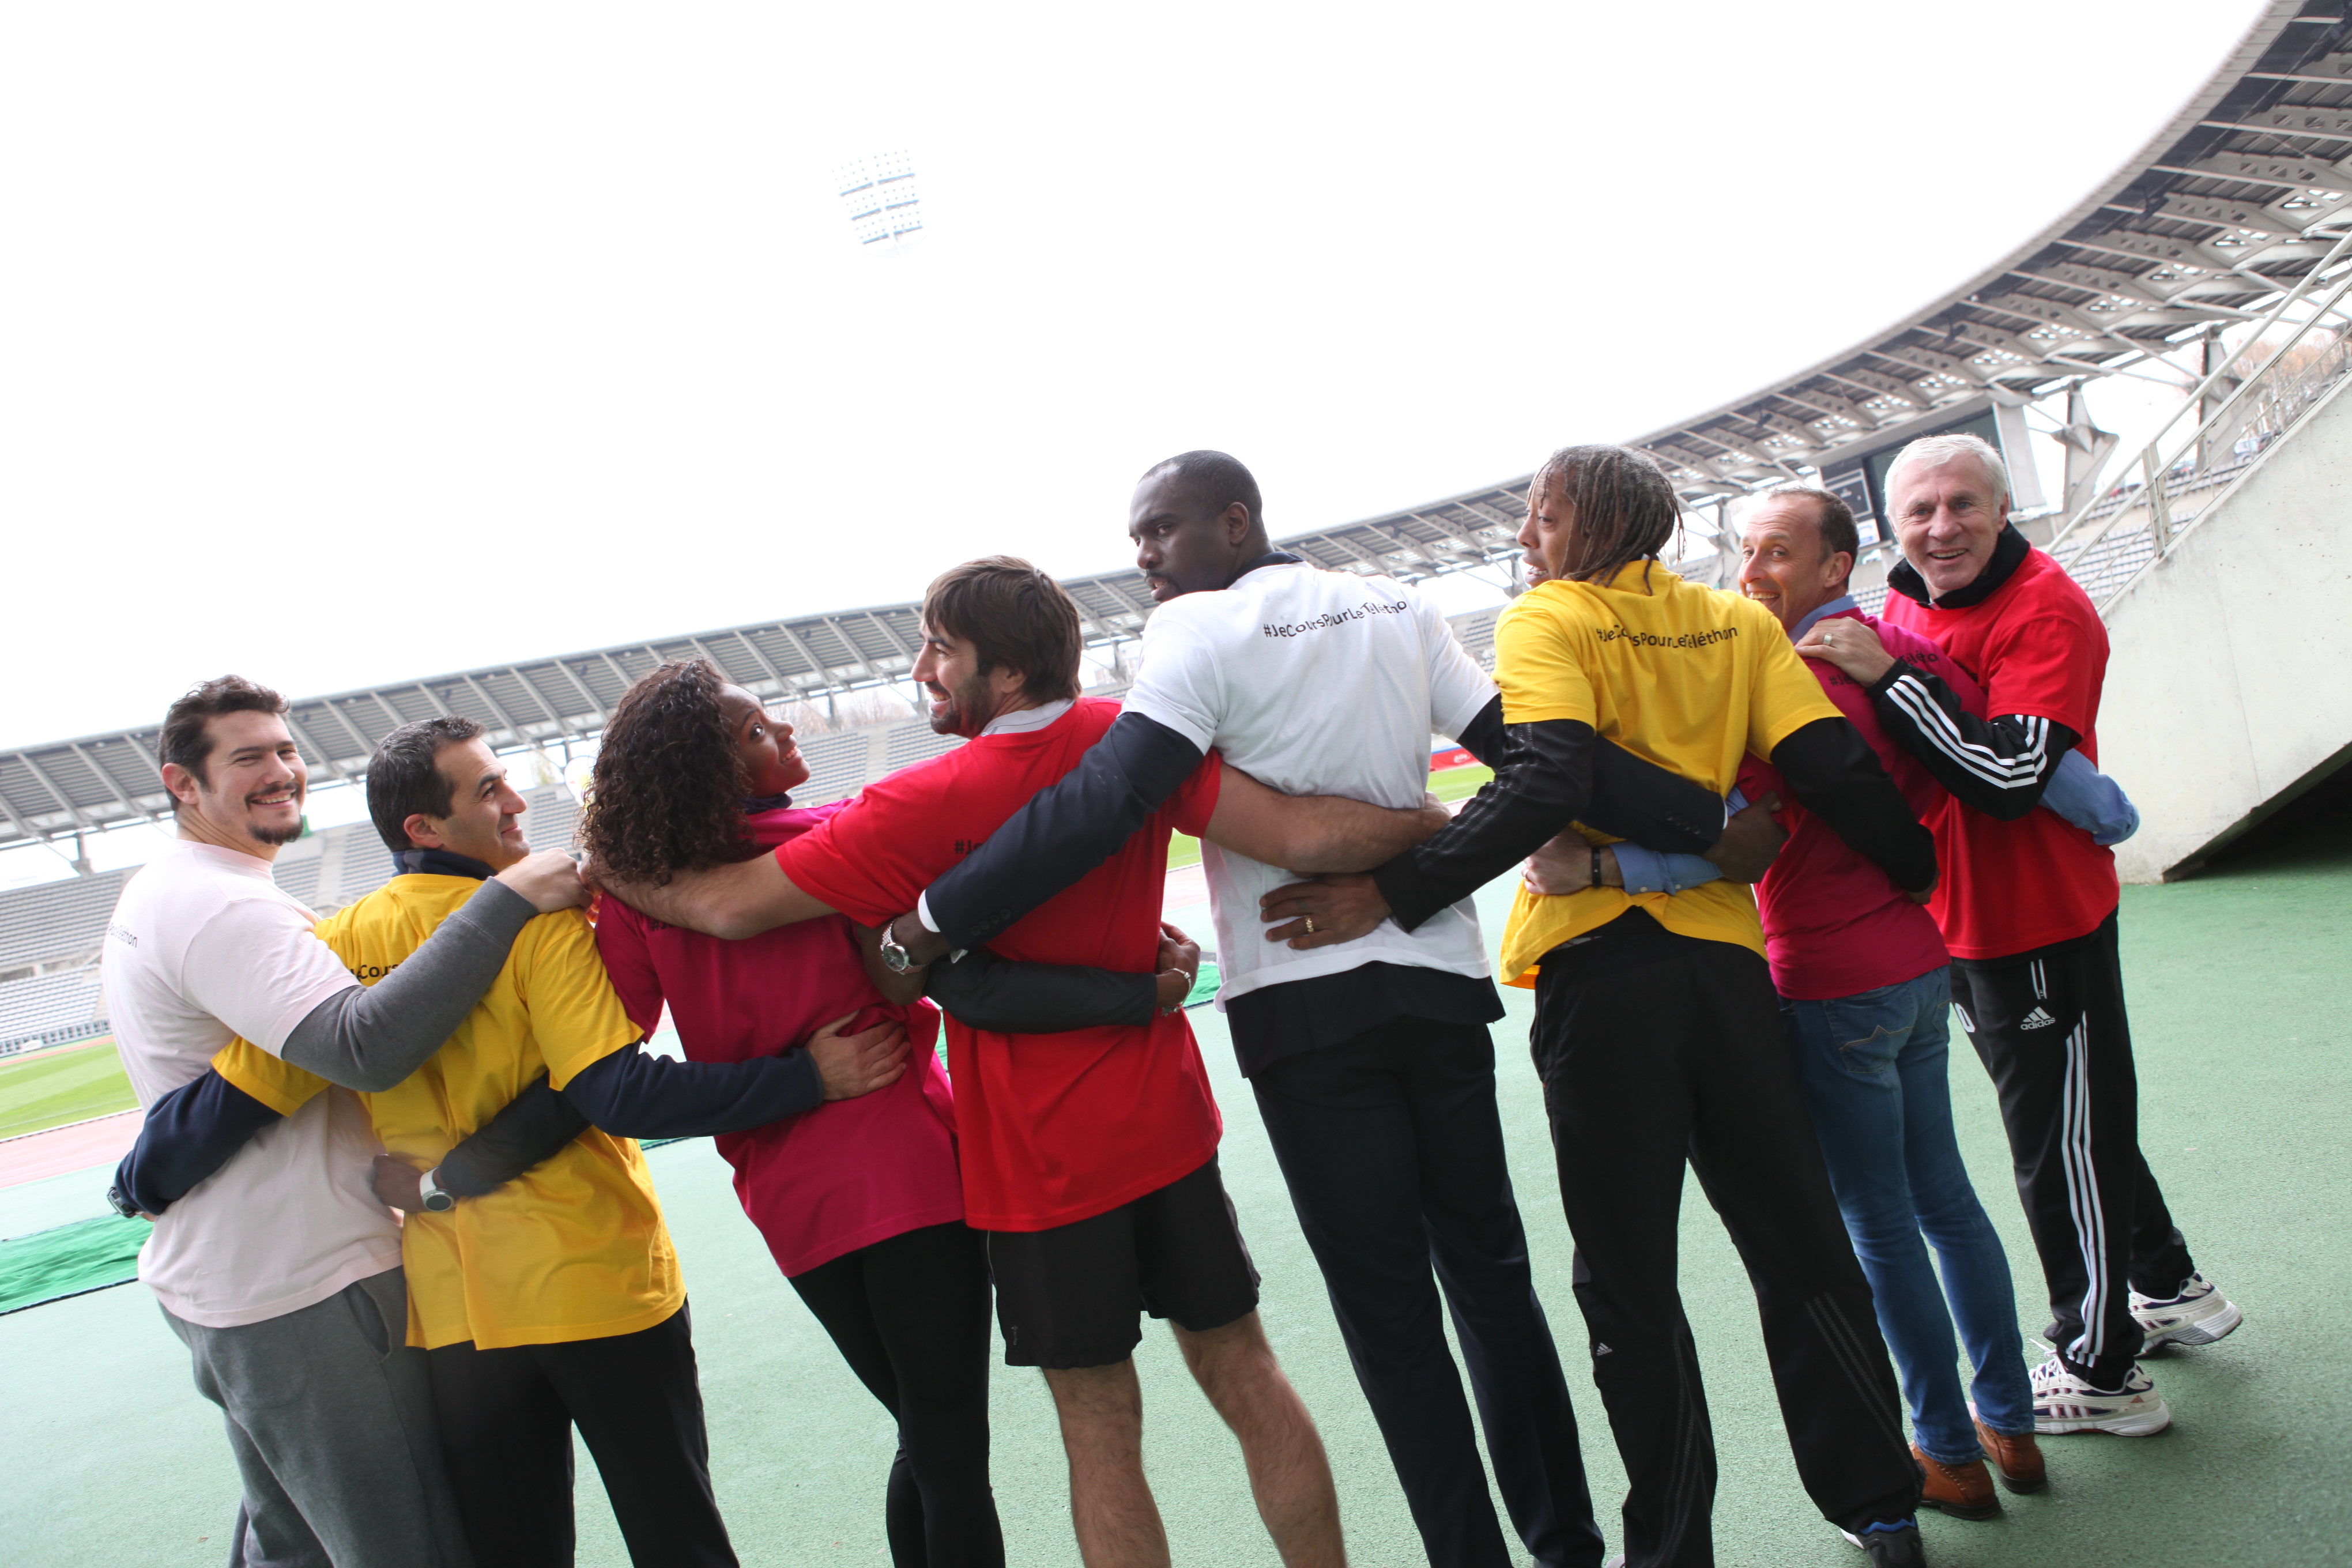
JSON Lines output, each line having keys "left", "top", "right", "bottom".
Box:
{"left": 1492, "top": 561, "right": 1840, "bottom": 985}
{"left": 214, "top": 875, "right": 679, "bottom": 1351}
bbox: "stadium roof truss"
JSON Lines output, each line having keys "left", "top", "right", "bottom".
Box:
{"left": 7, "top": 0, "right": 2338, "bottom": 854}
{"left": 0, "top": 484, "right": 1531, "bottom": 851}
{"left": 1634, "top": 2, "right": 2352, "bottom": 512}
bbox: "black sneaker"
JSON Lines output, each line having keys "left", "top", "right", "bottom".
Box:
{"left": 1838, "top": 1519, "right": 1926, "bottom": 1566}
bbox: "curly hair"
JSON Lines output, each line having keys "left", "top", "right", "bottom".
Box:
{"left": 578, "top": 659, "right": 763, "bottom": 885}
{"left": 1533, "top": 444, "right": 1683, "bottom": 587}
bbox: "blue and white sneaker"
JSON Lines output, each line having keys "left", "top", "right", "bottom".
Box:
{"left": 2031, "top": 1356, "right": 2170, "bottom": 1436}
{"left": 1838, "top": 1517, "right": 1927, "bottom": 1565}
{"left": 2132, "top": 1271, "right": 2242, "bottom": 1350}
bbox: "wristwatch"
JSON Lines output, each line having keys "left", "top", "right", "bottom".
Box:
{"left": 878, "top": 918, "right": 918, "bottom": 975}
{"left": 106, "top": 1182, "right": 143, "bottom": 1219}
{"left": 416, "top": 1167, "right": 455, "bottom": 1213}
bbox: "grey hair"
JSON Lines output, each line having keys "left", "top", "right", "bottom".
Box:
{"left": 1884, "top": 432, "right": 2009, "bottom": 508}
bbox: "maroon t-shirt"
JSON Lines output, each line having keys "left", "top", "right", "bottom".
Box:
{"left": 1737, "top": 609, "right": 1970, "bottom": 1000}
{"left": 595, "top": 803, "right": 963, "bottom": 1277}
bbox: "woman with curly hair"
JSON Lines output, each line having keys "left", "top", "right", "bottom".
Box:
{"left": 583, "top": 659, "right": 1196, "bottom": 1568}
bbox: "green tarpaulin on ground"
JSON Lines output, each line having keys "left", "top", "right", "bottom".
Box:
{"left": 0, "top": 1213, "right": 145, "bottom": 1314}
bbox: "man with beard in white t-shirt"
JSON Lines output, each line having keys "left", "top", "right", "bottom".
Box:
{"left": 101, "top": 674, "right": 589, "bottom": 1568}
{"left": 883, "top": 452, "right": 1767, "bottom": 1568}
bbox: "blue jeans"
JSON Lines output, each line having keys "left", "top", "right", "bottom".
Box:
{"left": 1781, "top": 967, "right": 2034, "bottom": 1462}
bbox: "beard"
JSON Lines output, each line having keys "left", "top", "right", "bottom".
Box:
{"left": 927, "top": 670, "right": 1007, "bottom": 738}
{"left": 248, "top": 819, "right": 305, "bottom": 847}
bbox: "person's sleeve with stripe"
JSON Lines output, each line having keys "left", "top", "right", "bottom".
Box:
{"left": 1868, "top": 661, "right": 2078, "bottom": 821}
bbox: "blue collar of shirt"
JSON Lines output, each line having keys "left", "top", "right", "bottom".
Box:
{"left": 1788, "top": 594, "right": 1860, "bottom": 644}
{"left": 742, "top": 791, "right": 796, "bottom": 814}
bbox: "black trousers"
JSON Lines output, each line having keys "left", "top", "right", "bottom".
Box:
{"left": 788, "top": 1222, "right": 1004, "bottom": 1568}
{"left": 1949, "top": 910, "right": 2196, "bottom": 1389}
{"left": 1253, "top": 1015, "right": 1604, "bottom": 1568}
{"left": 427, "top": 1301, "right": 736, "bottom": 1568}
{"left": 1529, "top": 921, "right": 1917, "bottom": 1568}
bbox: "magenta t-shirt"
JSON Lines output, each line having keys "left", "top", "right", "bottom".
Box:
{"left": 1737, "top": 609, "right": 1988, "bottom": 1001}
{"left": 594, "top": 803, "right": 964, "bottom": 1277}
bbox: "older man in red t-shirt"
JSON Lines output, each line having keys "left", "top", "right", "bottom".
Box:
{"left": 598, "top": 556, "right": 1449, "bottom": 1568}
{"left": 1800, "top": 435, "right": 2240, "bottom": 1445}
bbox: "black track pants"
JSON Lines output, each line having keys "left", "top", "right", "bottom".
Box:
{"left": 427, "top": 1301, "right": 736, "bottom": 1568}
{"left": 789, "top": 1222, "right": 1004, "bottom": 1568}
{"left": 1530, "top": 917, "right": 1918, "bottom": 1568}
{"left": 1253, "top": 1016, "right": 1604, "bottom": 1568}
{"left": 1949, "top": 910, "right": 2196, "bottom": 1389}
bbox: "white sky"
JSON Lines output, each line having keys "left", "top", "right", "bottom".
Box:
{"left": 0, "top": 0, "right": 2271, "bottom": 767}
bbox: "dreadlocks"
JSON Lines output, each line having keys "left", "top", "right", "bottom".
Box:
{"left": 1533, "top": 444, "right": 1683, "bottom": 586}
{"left": 578, "top": 659, "right": 764, "bottom": 887}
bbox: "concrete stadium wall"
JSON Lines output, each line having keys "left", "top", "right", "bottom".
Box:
{"left": 2101, "top": 376, "right": 2352, "bottom": 881}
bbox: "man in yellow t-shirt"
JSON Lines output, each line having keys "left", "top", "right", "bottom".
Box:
{"left": 1264, "top": 447, "right": 1944, "bottom": 1568}
{"left": 191, "top": 716, "right": 908, "bottom": 1568}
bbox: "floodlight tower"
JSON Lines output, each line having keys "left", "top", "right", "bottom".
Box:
{"left": 835, "top": 150, "right": 924, "bottom": 254}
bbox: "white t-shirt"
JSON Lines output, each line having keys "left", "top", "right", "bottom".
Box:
{"left": 1123, "top": 561, "right": 1497, "bottom": 1004}
{"left": 102, "top": 839, "right": 402, "bottom": 1328}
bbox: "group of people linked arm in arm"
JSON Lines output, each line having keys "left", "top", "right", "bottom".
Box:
{"left": 100, "top": 433, "right": 2239, "bottom": 1568}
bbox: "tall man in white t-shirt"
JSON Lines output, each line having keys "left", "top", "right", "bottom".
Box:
{"left": 101, "top": 675, "right": 589, "bottom": 1568}
{"left": 886, "top": 453, "right": 1743, "bottom": 1568}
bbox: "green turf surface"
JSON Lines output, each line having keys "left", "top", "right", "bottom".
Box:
{"left": 4, "top": 832, "right": 2345, "bottom": 1566}
{"left": 0, "top": 1041, "right": 135, "bottom": 1140}
{"left": 1169, "top": 831, "right": 1203, "bottom": 870}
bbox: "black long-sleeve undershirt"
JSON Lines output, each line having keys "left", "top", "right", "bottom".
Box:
{"left": 1869, "top": 662, "right": 2078, "bottom": 820}
{"left": 1373, "top": 715, "right": 1939, "bottom": 933}
{"left": 111, "top": 1068, "right": 589, "bottom": 1215}
{"left": 558, "top": 1042, "right": 822, "bottom": 1141}
{"left": 925, "top": 701, "right": 1726, "bottom": 951}
{"left": 1373, "top": 719, "right": 1597, "bottom": 932}
{"left": 1769, "top": 716, "right": 1942, "bottom": 891}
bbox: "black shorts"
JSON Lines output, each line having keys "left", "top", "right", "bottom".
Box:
{"left": 986, "top": 1155, "right": 1261, "bottom": 1369}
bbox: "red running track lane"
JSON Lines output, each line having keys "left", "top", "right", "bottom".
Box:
{"left": 0, "top": 1110, "right": 140, "bottom": 1189}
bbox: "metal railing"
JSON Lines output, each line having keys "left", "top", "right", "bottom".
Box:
{"left": 2046, "top": 228, "right": 2352, "bottom": 616}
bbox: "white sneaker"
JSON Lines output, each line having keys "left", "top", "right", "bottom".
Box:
{"left": 2031, "top": 1356, "right": 2170, "bottom": 1436}
{"left": 2132, "top": 1271, "right": 2243, "bottom": 1350}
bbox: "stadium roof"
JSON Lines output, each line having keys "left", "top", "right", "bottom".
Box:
{"left": 6, "top": 0, "right": 2340, "bottom": 853}
{"left": 0, "top": 480, "right": 1531, "bottom": 850}
{"left": 1631, "top": 1, "right": 2350, "bottom": 502}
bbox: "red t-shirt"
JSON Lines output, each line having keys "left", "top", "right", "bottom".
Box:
{"left": 594, "top": 803, "right": 963, "bottom": 1277}
{"left": 773, "top": 699, "right": 1226, "bottom": 1234}
{"left": 1739, "top": 610, "right": 1959, "bottom": 1000}
{"left": 1879, "top": 546, "right": 2120, "bottom": 959}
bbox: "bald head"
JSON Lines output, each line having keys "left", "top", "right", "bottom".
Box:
{"left": 1128, "top": 449, "right": 1272, "bottom": 604}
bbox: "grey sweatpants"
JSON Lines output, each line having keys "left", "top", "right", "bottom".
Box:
{"left": 164, "top": 1267, "right": 475, "bottom": 1568}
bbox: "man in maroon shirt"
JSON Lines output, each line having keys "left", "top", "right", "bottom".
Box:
{"left": 1800, "top": 435, "right": 2241, "bottom": 1441}
{"left": 1735, "top": 488, "right": 2038, "bottom": 1514}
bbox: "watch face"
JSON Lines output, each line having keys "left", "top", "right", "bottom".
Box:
{"left": 423, "top": 1192, "right": 455, "bottom": 1213}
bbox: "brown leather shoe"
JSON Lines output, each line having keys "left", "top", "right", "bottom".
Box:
{"left": 1973, "top": 1416, "right": 2048, "bottom": 1494}
{"left": 1913, "top": 1442, "right": 2000, "bottom": 1519}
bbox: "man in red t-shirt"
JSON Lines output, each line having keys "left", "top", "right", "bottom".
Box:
{"left": 597, "top": 556, "right": 1446, "bottom": 1568}
{"left": 1800, "top": 435, "right": 2240, "bottom": 1443}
